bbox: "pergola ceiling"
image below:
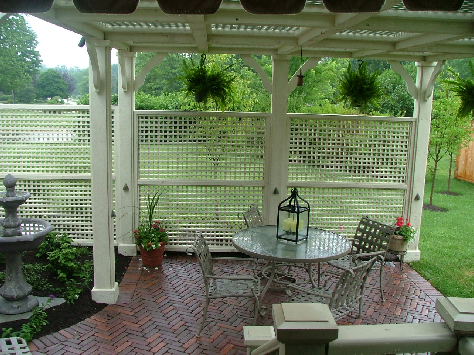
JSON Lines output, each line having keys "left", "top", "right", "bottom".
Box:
{"left": 28, "top": 0, "right": 474, "bottom": 62}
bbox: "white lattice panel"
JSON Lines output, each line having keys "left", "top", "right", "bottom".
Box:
{"left": 6, "top": 179, "right": 93, "bottom": 240}
{"left": 0, "top": 106, "right": 114, "bottom": 244}
{"left": 287, "top": 187, "right": 405, "bottom": 237}
{"left": 138, "top": 114, "right": 265, "bottom": 180}
{"left": 0, "top": 107, "right": 91, "bottom": 174}
{"left": 289, "top": 117, "right": 411, "bottom": 183}
{"left": 138, "top": 185, "right": 264, "bottom": 248}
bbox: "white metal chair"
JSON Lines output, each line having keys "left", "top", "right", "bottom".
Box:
{"left": 286, "top": 256, "right": 378, "bottom": 320}
{"left": 240, "top": 204, "right": 264, "bottom": 228}
{"left": 192, "top": 233, "right": 261, "bottom": 336}
{"left": 326, "top": 216, "right": 394, "bottom": 302}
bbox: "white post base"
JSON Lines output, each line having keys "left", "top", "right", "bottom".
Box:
{"left": 91, "top": 282, "right": 119, "bottom": 304}
{"left": 404, "top": 250, "right": 421, "bottom": 262}
{"left": 118, "top": 244, "right": 137, "bottom": 256}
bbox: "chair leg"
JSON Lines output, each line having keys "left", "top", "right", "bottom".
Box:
{"left": 379, "top": 262, "right": 385, "bottom": 303}
{"left": 253, "top": 295, "right": 260, "bottom": 325}
{"left": 197, "top": 298, "right": 210, "bottom": 336}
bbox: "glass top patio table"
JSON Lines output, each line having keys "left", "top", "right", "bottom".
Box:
{"left": 232, "top": 225, "right": 352, "bottom": 264}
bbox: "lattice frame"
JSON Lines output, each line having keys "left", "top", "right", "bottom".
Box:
{"left": 289, "top": 117, "right": 411, "bottom": 183}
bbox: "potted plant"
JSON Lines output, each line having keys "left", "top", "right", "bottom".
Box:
{"left": 389, "top": 217, "right": 417, "bottom": 252}
{"left": 133, "top": 191, "right": 169, "bottom": 267}
{"left": 337, "top": 60, "right": 382, "bottom": 114}
{"left": 179, "top": 53, "right": 235, "bottom": 111}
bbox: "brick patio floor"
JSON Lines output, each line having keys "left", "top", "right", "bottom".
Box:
{"left": 29, "top": 252, "right": 444, "bottom": 355}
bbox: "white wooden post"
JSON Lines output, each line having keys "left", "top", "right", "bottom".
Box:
{"left": 115, "top": 50, "right": 137, "bottom": 256}
{"left": 407, "top": 61, "right": 443, "bottom": 261}
{"left": 88, "top": 39, "right": 119, "bottom": 303}
{"left": 264, "top": 56, "right": 291, "bottom": 224}
{"left": 389, "top": 61, "right": 443, "bottom": 262}
{"left": 273, "top": 303, "right": 339, "bottom": 355}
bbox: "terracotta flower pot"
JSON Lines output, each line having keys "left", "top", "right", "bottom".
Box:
{"left": 388, "top": 235, "right": 407, "bottom": 252}
{"left": 139, "top": 242, "right": 166, "bottom": 267}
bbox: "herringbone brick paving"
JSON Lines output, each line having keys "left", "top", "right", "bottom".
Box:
{"left": 29, "top": 253, "right": 443, "bottom": 354}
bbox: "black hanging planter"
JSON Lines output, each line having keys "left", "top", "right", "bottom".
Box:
{"left": 0, "top": 0, "right": 54, "bottom": 13}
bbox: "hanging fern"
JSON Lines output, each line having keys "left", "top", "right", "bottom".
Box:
{"left": 337, "top": 61, "right": 382, "bottom": 114}
{"left": 444, "top": 61, "right": 474, "bottom": 118}
{"left": 180, "top": 54, "right": 235, "bottom": 111}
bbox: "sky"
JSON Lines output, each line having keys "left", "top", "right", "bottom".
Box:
{"left": 25, "top": 15, "right": 117, "bottom": 69}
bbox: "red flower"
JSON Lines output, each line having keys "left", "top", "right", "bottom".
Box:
{"left": 133, "top": 229, "right": 139, "bottom": 234}
{"left": 152, "top": 223, "right": 159, "bottom": 229}
{"left": 159, "top": 228, "right": 165, "bottom": 233}
{"left": 395, "top": 217, "right": 404, "bottom": 227}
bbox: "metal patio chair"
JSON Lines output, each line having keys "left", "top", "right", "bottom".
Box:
{"left": 192, "top": 233, "right": 261, "bottom": 336}
{"left": 286, "top": 256, "right": 378, "bottom": 320}
{"left": 326, "top": 216, "right": 394, "bottom": 302}
{"left": 240, "top": 204, "right": 264, "bottom": 228}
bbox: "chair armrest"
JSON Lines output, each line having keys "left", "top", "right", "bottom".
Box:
{"left": 353, "top": 251, "right": 385, "bottom": 261}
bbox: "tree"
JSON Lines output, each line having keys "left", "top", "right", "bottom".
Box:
{"left": 36, "top": 69, "right": 69, "bottom": 100}
{"left": 0, "top": 14, "right": 41, "bottom": 96}
{"left": 427, "top": 91, "right": 463, "bottom": 206}
{"left": 55, "top": 66, "right": 76, "bottom": 96}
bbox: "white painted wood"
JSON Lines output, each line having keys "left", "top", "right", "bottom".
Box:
{"left": 264, "top": 56, "right": 291, "bottom": 225}
{"left": 405, "top": 61, "right": 440, "bottom": 259}
{"left": 288, "top": 58, "right": 320, "bottom": 94}
{"left": 88, "top": 43, "right": 119, "bottom": 303}
{"left": 240, "top": 55, "right": 273, "bottom": 94}
{"left": 116, "top": 51, "right": 138, "bottom": 256}
{"left": 328, "top": 323, "right": 457, "bottom": 355}
{"left": 134, "top": 53, "right": 167, "bottom": 91}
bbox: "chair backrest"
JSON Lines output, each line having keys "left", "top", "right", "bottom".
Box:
{"left": 192, "top": 233, "right": 214, "bottom": 278}
{"left": 353, "top": 216, "right": 393, "bottom": 254}
{"left": 242, "top": 204, "right": 263, "bottom": 228}
{"left": 329, "top": 256, "right": 377, "bottom": 318}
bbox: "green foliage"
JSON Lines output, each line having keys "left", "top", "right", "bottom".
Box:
{"left": 394, "top": 217, "right": 417, "bottom": 243}
{"left": 36, "top": 233, "right": 93, "bottom": 302}
{"left": 337, "top": 61, "right": 382, "bottom": 114}
{"left": 179, "top": 54, "right": 235, "bottom": 111}
{"left": 377, "top": 62, "right": 415, "bottom": 117}
{"left": 444, "top": 61, "right": 474, "bottom": 118}
{"left": 36, "top": 69, "right": 69, "bottom": 100}
{"left": 0, "top": 14, "right": 41, "bottom": 95}
{"left": 136, "top": 53, "right": 185, "bottom": 96}
{"left": 22, "top": 264, "right": 53, "bottom": 291}
{"left": 2, "top": 298, "right": 50, "bottom": 342}
{"left": 76, "top": 93, "right": 89, "bottom": 105}
{"left": 411, "top": 156, "right": 474, "bottom": 298}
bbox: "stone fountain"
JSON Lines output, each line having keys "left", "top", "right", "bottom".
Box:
{"left": 0, "top": 174, "right": 53, "bottom": 315}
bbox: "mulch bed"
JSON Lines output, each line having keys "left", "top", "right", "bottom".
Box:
{"left": 0, "top": 248, "right": 132, "bottom": 339}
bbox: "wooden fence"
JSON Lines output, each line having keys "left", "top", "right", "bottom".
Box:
{"left": 455, "top": 133, "right": 474, "bottom": 183}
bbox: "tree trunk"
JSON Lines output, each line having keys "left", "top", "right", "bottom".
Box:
{"left": 447, "top": 153, "right": 454, "bottom": 193}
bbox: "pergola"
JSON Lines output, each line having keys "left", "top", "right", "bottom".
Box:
{"left": 2, "top": 0, "right": 473, "bottom": 303}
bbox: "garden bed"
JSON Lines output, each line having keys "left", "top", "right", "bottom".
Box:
{"left": 0, "top": 247, "right": 132, "bottom": 340}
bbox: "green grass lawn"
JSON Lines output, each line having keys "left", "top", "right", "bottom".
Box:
{"left": 410, "top": 156, "right": 474, "bottom": 298}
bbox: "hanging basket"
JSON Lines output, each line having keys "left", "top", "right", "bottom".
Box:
{"left": 139, "top": 242, "right": 166, "bottom": 267}
{"left": 388, "top": 235, "right": 408, "bottom": 252}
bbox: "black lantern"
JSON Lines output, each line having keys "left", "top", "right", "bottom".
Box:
{"left": 277, "top": 188, "right": 310, "bottom": 243}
